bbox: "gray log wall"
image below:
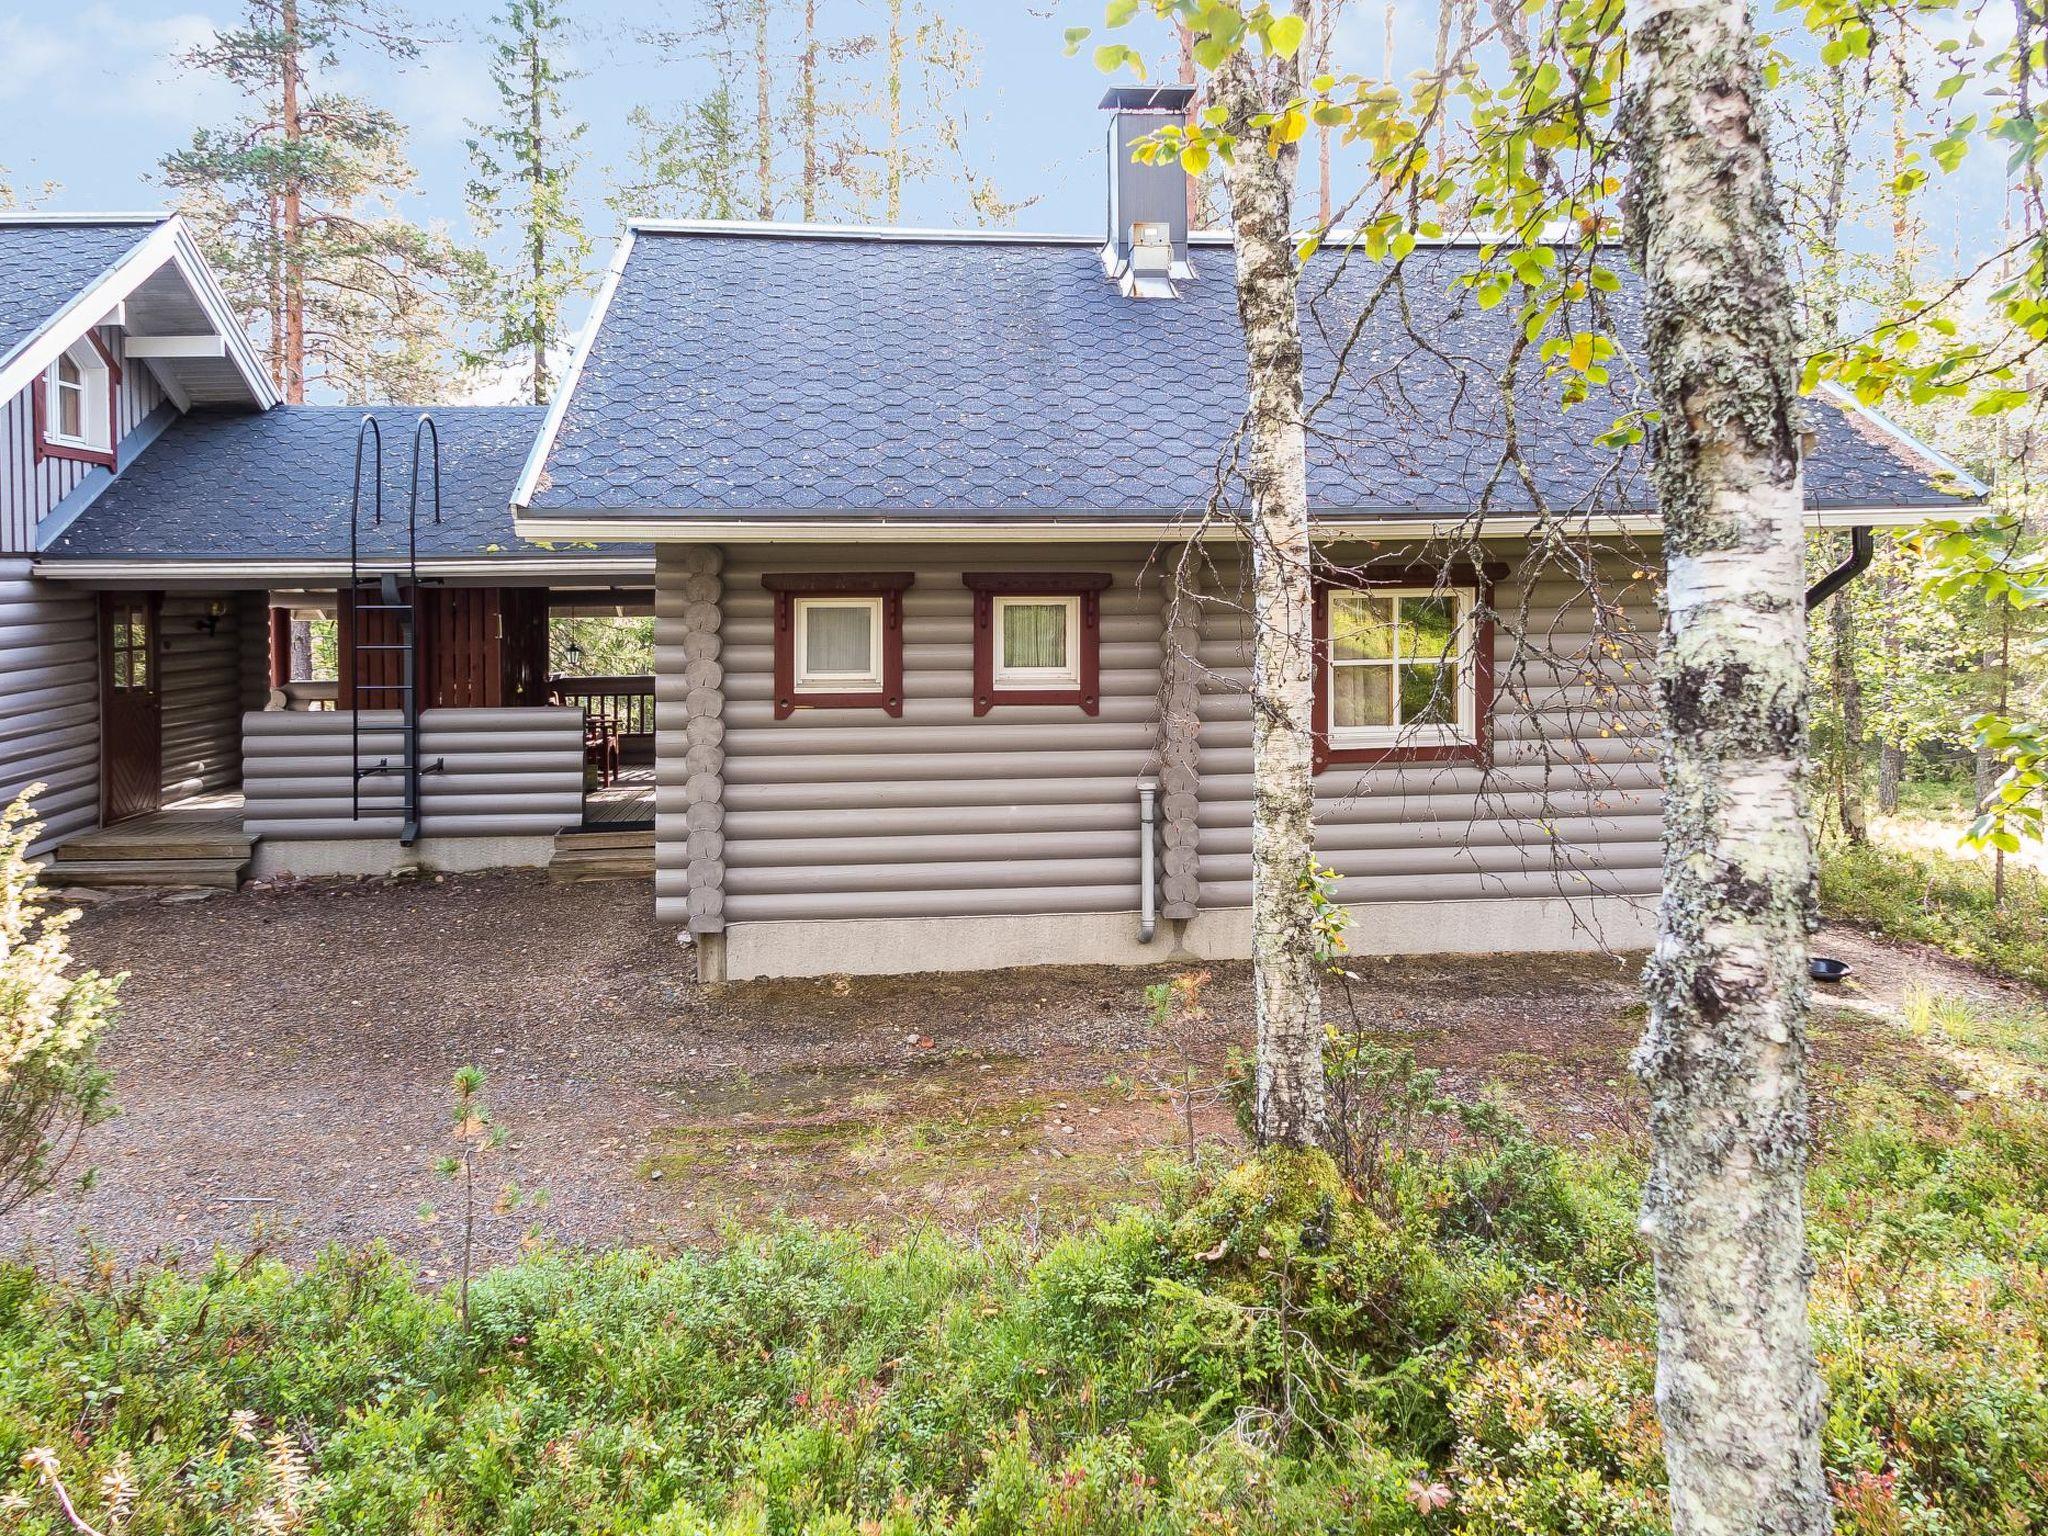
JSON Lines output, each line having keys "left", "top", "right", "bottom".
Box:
{"left": 652, "top": 539, "right": 1658, "bottom": 941}
{"left": 667, "top": 543, "right": 1168, "bottom": 924}
{"left": 160, "top": 591, "right": 268, "bottom": 801}
{"left": 242, "top": 707, "right": 584, "bottom": 840}
{"left": 1194, "top": 553, "right": 1661, "bottom": 909}
{"left": 0, "top": 560, "right": 98, "bottom": 851}
{"left": 652, "top": 545, "right": 725, "bottom": 931}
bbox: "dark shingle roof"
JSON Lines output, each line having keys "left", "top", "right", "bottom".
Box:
{"left": 528, "top": 229, "right": 1966, "bottom": 518}
{"left": 44, "top": 405, "right": 629, "bottom": 563}
{"left": 0, "top": 218, "right": 162, "bottom": 369}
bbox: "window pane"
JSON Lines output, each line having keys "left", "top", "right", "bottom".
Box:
{"left": 1001, "top": 601, "right": 1069, "bottom": 670}
{"left": 803, "top": 603, "right": 875, "bottom": 675}
{"left": 57, "top": 383, "right": 82, "bottom": 438}
{"left": 1398, "top": 662, "right": 1456, "bottom": 726}
{"left": 1331, "top": 593, "right": 1393, "bottom": 660}
{"left": 112, "top": 649, "right": 130, "bottom": 689}
{"left": 57, "top": 354, "right": 80, "bottom": 386}
{"left": 1399, "top": 595, "right": 1457, "bottom": 658}
{"left": 130, "top": 631, "right": 148, "bottom": 689}
{"left": 1332, "top": 663, "right": 1392, "bottom": 728}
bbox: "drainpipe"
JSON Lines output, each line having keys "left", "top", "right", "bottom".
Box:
{"left": 1805, "top": 526, "right": 1875, "bottom": 610}
{"left": 1137, "top": 779, "right": 1158, "bottom": 943}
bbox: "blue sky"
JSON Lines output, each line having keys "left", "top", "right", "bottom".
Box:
{"left": 0, "top": 0, "right": 2006, "bottom": 347}
{"left": 0, "top": 2, "right": 1212, "bottom": 230}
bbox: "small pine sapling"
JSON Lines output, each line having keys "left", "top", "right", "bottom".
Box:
{"left": 1, "top": 791, "right": 119, "bottom": 1218}
{"left": 1143, "top": 969, "right": 1214, "bottom": 1163}
{"left": 424, "top": 1066, "right": 537, "bottom": 1327}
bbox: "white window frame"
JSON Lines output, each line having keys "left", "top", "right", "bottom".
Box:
{"left": 1325, "top": 585, "right": 1479, "bottom": 750}
{"left": 792, "top": 594, "right": 885, "bottom": 693}
{"left": 990, "top": 593, "right": 1082, "bottom": 690}
{"left": 43, "top": 339, "right": 112, "bottom": 453}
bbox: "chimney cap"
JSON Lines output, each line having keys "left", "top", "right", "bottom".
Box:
{"left": 1098, "top": 84, "right": 1197, "bottom": 114}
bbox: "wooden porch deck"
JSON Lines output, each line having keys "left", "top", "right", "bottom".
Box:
{"left": 583, "top": 765, "right": 654, "bottom": 828}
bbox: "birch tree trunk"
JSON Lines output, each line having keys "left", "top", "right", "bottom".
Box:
{"left": 1622, "top": 0, "right": 1831, "bottom": 1529}
{"left": 1216, "top": 50, "right": 1325, "bottom": 1151}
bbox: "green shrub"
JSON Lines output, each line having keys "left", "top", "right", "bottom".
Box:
{"left": 1821, "top": 838, "right": 2048, "bottom": 985}
{"left": 4, "top": 1088, "right": 2047, "bottom": 1534}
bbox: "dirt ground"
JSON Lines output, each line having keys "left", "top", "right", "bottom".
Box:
{"left": 2, "top": 871, "right": 2022, "bottom": 1273}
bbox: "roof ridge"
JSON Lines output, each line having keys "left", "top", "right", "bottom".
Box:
{"left": 0, "top": 212, "right": 167, "bottom": 225}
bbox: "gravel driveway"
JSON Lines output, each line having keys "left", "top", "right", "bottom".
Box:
{"left": 4, "top": 871, "right": 1980, "bottom": 1273}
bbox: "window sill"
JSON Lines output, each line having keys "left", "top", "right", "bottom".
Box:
{"left": 779, "top": 687, "right": 901, "bottom": 715}
{"left": 1315, "top": 740, "right": 1489, "bottom": 771}
{"left": 38, "top": 435, "right": 115, "bottom": 469}
{"left": 976, "top": 685, "right": 1098, "bottom": 714}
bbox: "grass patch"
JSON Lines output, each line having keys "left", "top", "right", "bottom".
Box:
{"left": 7, "top": 1007, "right": 2048, "bottom": 1536}
{"left": 1822, "top": 836, "right": 2048, "bottom": 985}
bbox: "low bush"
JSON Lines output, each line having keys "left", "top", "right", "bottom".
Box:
{"left": 2, "top": 1055, "right": 2044, "bottom": 1532}
{"left": 1821, "top": 837, "right": 2048, "bottom": 985}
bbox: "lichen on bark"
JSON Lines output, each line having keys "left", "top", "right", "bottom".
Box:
{"left": 1215, "top": 45, "right": 1325, "bottom": 1151}
{"left": 1621, "top": 0, "right": 1831, "bottom": 1530}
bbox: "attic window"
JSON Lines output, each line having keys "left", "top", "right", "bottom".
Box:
{"left": 35, "top": 335, "right": 118, "bottom": 468}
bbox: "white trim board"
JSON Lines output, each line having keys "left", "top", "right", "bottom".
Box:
{"left": 0, "top": 215, "right": 277, "bottom": 410}
{"left": 514, "top": 505, "right": 1950, "bottom": 544}
{"left": 509, "top": 228, "right": 635, "bottom": 512}
{"left": 33, "top": 555, "right": 657, "bottom": 584}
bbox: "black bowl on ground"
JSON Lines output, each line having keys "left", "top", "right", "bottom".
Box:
{"left": 1810, "top": 956, "right": 1852, "bottom": 984}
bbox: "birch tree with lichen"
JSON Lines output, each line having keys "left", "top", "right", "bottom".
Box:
{"left": 1621, "top": 0, "right": 1832, "bottom": 1523}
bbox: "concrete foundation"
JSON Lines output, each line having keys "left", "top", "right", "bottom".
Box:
{"left": 250, "top": 834, "right": 559, "bottom": 880}
{"left": 718, "top": 895, "right": 1656, "bottom": 981}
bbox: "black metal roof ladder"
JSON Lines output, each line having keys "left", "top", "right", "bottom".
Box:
{"left": 348, "top": 414, "right": 445, "bottom": 846}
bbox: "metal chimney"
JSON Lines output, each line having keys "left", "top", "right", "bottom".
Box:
{"left": 1099, "top": 84, "right": 1196, "bottom": 299}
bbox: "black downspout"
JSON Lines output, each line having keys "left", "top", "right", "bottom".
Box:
{"left": 1806, "top": 526, "right": 1875, "bottom": 610}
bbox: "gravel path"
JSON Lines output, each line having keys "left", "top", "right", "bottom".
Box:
{"left": 5, "top": 873, "right": 2003, "bottom": 1273}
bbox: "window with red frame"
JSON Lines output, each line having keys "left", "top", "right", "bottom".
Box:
{"left": 1313, "top": 570, "right": 1498, "bottom": 770}
{"left": 963, "top": 572, "right": 1110, "bottom": 715}
{"left": 34, "top": 335, "right": 119, "bottom": 469}
{"left": 764, "top": 572, "right": 913, "bottom": 717}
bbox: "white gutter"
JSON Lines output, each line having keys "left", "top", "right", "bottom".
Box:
{"left": 510, "top": 228, "right": 635, "bottom": 511}
{"left": 512, "top": 505, "right": 1949, "bottom": 545}
{"left": 33, "top": 556, "right": 657, "bottom": 584}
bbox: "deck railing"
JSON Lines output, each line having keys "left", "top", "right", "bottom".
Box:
{"left": 549, "top": 675, "right": 654, "bottom": 737}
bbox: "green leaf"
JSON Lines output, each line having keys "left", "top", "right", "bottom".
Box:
{"left": 1105, "top": 0, "right": 1139, "bottom": 25}
{"left": 1063, "top": 25, "right": 1093, "bottom": 56}
{"left": 1093, "top": 42, "right": 1146, "bottom": 78}
{"left": 1266, "top": 13, "right": 1307, "bottom": 57}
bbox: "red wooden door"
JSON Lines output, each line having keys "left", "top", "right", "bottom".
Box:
{"left": 101, "top": 593, "right": 163, "bottom": 823}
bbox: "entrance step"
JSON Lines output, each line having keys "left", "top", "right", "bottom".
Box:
{"left": 549, "top": 826, "right": 654, "bottom": 881}
{"left": 55, "top": 830, "right": 253, "bottom": 862}
{"left": 43, "top": 811, "right": 255, "bottom": 891}
{"left": 39, "top": 855, "right": 249, "bottom": 891}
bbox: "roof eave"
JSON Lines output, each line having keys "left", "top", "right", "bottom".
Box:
{"left": 511, "top": 503, "right": 1960, "bottom": 544}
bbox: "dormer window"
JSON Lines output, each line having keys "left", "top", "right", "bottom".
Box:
{"left": 35, "top": 335, "right": 118, "bottom": 468}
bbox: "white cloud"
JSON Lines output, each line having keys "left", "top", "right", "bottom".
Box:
{"left": 0, "top": 5, "right": 236, "bottom": 122}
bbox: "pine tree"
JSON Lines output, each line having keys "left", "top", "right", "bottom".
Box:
{"left": 161, "top": 0, "right": 471, "bottom": 403}
{"left": 461, "top": 0, "right": 592, "bottom": 405}
{"left": 611, "top": 93, "right": 747, "bottom": 222}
